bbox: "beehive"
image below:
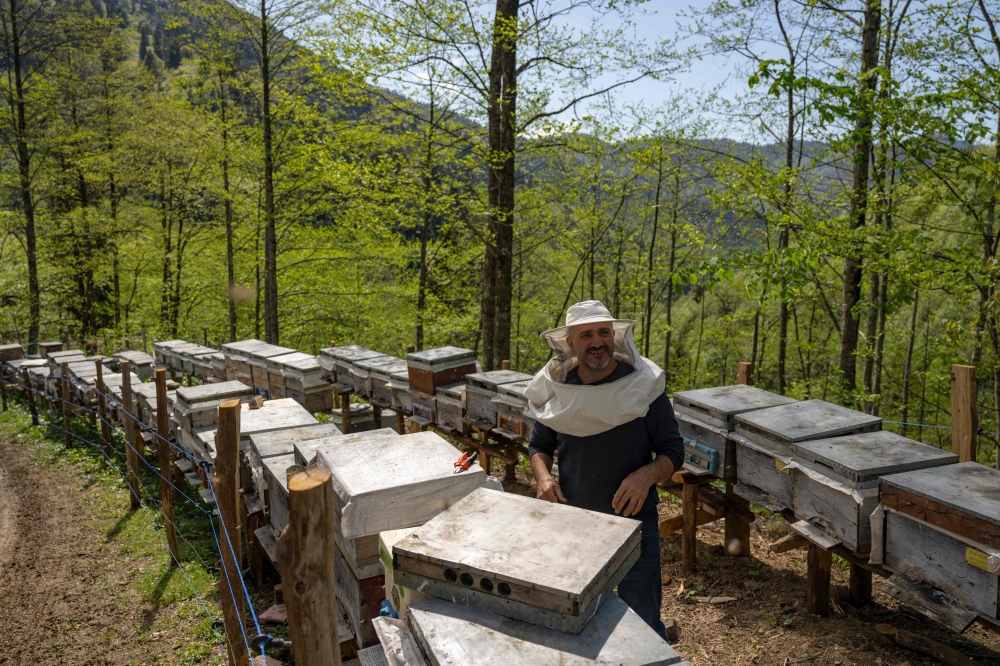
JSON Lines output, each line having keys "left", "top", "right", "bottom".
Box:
{"left": 393, "top": 488, "right": 641, "bottom": 633}
{"left": 463, "top": 370, "right": 533, "bottom": 430}
{"left": 434, "top": 383, "right": 466, "bottom": 433}
{"left": 493, "top": 379, "right": 535, "bottom": 441}
{"left": 406, "top": 347, "right": 477, "bottom": 394}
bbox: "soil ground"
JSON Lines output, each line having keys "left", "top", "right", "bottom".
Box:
{"left": 500, "top": 461, "right": 1000, "bottom": 666}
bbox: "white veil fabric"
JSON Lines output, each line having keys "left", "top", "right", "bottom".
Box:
{"left": 524, "top": 302, "right": 666, "bottom": 438}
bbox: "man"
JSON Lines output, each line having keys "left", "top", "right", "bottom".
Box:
{"left": 524, "top": 300, "right": 685, "bottom": 640}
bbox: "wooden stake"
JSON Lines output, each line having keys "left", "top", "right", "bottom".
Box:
{"left": 501, "top": 359, "right": 510, "bottom": 370}
{"left": 950, "top": 364, "right": 978, "bottom": 463}
{"left": 213, "top": 399, "right": 248, "bottom": 666}
{"left": 155, "top": 368, "right": 180, "bottom": 564}
{"left": 22, "top": 368, "right": 37, "bottom": 425}
{"left": 277, "top": 467, "right": 342, "bottom": 666}
{"left": 736, "top": 361, "right": 753, "bottom": 386}
{"left": 395, "top": 409, "right": 405, "bottom": 435}
{"left": 406, "top": 345, "right": 415, "bottom": 353}
{"left": 806, "top": 543, "right": 832, "bottom": 617}
{"left": 243, "top": 492, "right": 266, "bottom": 590}
{"left": 0, "top": 372, "right": 7, "bottom": 411}
{"left": 120, "top": 360, "right": 141, "bottom": 510}
{"left": 682, "top": 479, "right": 699, "bottom": 573}
{"left": 848, "top": 562, "right": 872, "bottom": 608}
{"left": 372, "top": 403, "right": 382, "bottom": 429}
{"left": 724, "top": 482, "right": 751, "bottom": 558}
{"left": 340, "top": 390, "right": 352, "bottom": 434}
{"left": 505, "top": 443, "right": 517, "bottom": 482}
{"left": 60, "top": 362, "right": 72, "bottom": 449}
{"left": 95, "top": 361, "right": 112, "bottom": 467}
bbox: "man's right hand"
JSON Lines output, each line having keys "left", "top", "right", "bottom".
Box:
{"left": 537, "top": 474, "right": 567, "bottom": 504}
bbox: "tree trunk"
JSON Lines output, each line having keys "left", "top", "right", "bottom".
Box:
{"left": 219, "top": 71, "right": 237, "bottom": 343}
{"left": 837, "top": 0, "right": 882, "bottom": 400}
{"left": 484, "top": 0, "right": 517, "bottom": 370}
{"left": 900, "top": 290, "right": 919, "bottom": 437}
{"left": 775, "top": 0, "right": 795, "bottom": 395}
{"left": 663, "top": 229, "right": 677, "bottom": 387}
{"left": 5, "top": 0, "right": 39, "bottom": 353}
{"left": 260, "top": 0, "right": 279, "bottom": 345}
{"left": 160, "top": 170, "right": 173, "bottom": 327}
{"left": 416, "top": 100, "right": 435, "bottom": 351}
{"left": 644, "top": 154, "right": 663, "bottom": 358}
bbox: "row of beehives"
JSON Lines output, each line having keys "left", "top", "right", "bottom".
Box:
{"left": 243, "top": 418, "right": 689, "bottom": 665}
{"left": 673, "top": 384, "right": 1000, "bottom": 630}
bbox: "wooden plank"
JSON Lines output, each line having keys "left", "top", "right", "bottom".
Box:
{"left": 682, "top": 480, "right": 699, "bottom": 574}
{"left": 884, "top": 511, "right": 998, "bottom": 617}
{"left": 880, "top": 484, "right": 1000, "bottom": 550}
{"left": 405, "top": 595, "right": 687, "bottom": 666}
{"left": 659, "top": 509, "right": 717, "bottom": 537}
{"left": 807, "top": 543, "right": 832, "bottom": 617}
{"left": 951, "top": 364, "right": 978, "bottom": 463}
{"left": 276, "top": 467, "right": 343, "bottom": 666}
{"left": 769, "top": 534, "right": 810, "bottom": 553}
{"left": 212, "top": 399, "right": 248, "bottom": 666}
{"left": 736, "top": 361, "right": 752, "bottom": 385}
{"left": 790, "top": 519, "right": 841, "bottom": 551}
{"left": 876, "top": 623, "right": 985, "bottom": 665}
{"left": 880, "top": 574, "right": 979, "bottom": 634}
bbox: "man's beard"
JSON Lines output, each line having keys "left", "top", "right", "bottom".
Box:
{"left": 580, "top": 345, "right": 611, "bottom": 371}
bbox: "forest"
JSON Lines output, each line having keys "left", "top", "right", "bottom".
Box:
{"left": 0, "top": 0, "right": 997, "bottom": 465}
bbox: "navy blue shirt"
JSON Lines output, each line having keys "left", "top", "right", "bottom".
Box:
{"left": 527, "top": 362, "right": 685, "bottom": 520}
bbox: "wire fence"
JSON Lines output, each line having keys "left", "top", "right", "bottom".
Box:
{"left": 0, "top": 362, "right": 270, "bottom": 665}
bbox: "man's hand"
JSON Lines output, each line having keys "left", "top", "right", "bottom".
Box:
{"left": 537, "top": 474, "right": 567, "bottom": 504}
{"left": 612, "top": 468, "right": 653, "bottom": 517}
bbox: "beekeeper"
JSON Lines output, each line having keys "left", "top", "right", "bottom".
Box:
{"left": 525, "top": 300, "right": 685, "bottom": 640}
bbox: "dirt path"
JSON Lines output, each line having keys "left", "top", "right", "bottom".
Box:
{"left": 0, "top": 432, "right": 211, "bottom": 666}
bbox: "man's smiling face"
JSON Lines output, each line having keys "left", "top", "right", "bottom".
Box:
{"left": 566, "top": 322, "right": 615, "bottom": 371}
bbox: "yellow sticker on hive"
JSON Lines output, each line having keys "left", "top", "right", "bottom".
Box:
{"left": 966, "top": 547, "right": 990, "bottom": 572}
{"left": 775, "top": 459, "right": 790, "bottom": 474}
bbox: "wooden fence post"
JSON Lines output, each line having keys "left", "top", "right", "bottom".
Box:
{"left": 155, "top": 368, "right": 180, "bottom": 563}
{"left": 214, "top": 399, "right": 248, "bottom": 666}
{"left": 1, "top": 369, "right": 8, "bottom": 411}
{"left": 60, "top": 362, "right": 71, "bottom": 448}
{"left": 950, "top": 364, "right": 978, "bottom": 463}
{"left": 277, "top": 467, "right": 342, "bottom": 666}
{"left": 681, "top": 475, "right": 699, "bottom": 573}
{"left": 736, "top": 361, "right": 753, "bottom": 386}
{"left": 22, "top": 368, "right": 37, "bottom": 425}
{"left": 95, "top": 361, "right": 112, "bottom": 467}
{"left": 120, "top": 360, "right": 141, "bottom": 510}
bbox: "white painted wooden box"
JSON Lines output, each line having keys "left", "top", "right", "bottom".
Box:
{"left": 393, "top": 488, "right": 641, "bottom": 633}
{"left": 463, "top": 370, "right": 532, "bottom": 429}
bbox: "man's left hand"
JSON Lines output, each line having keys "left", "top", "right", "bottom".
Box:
{"left": 612, "top": 468, "right": 652, "bottom": 517}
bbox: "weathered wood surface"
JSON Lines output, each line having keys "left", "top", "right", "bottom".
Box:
{"left": 294, "top": 428, "right": 397, "bottom": 467}
{"left": 880, "top": 574, "right": 980, "bottom": 634}
{"left": 673, "top": 384, "right": 796, "bottom": 430}
{"left": 880, "top": 462, "right": 1000, "bottom": 532}
{"left": 406, "top": 595, "right": 688, "bottom": 666}
{"left": 155, "top": 368, "right": 179, "bottom": 563}
{"left": 335, "top": 540, "right": 386, "bottom": 647}
{"left": 405, "top": 346, "right": 476, "bottom": 369}
{"left": 884, "top": 511, "right": 998, "bottom": 618}
{"left": 394, "top": 488, "right": 640, "bottom": 618}
{"left": 0, "top": 343, "right": 24, "bottom": 361}
{"left": 175, "top": 380, "right": 253, "bottom": 411}
{"left": 951, "top": 365, "right": 979, "bottom": 463}
{"left": 249, "top": 423, "right": 343, "bottom": 461}
{"left": 807, "top": 542, "right": 832, "bottom": 617}
{"left": 792, "top": 431, "right": 958, "bottom": 484}
{"left": 875, "top": 623, "right": 985, "bottom": 666}
{"left": 466, "top": 370, "right": 532, "bottom": 391}
{"left": 317, "top": 431, "right": 496, "bottom": 539}
{"left": 262, "top": 453, "right": 296, "bottom": 532}
{"left": 675, "top": 411, "right": 734, "bottom": 478}
{"left": 735, "top": 399, "right": 881, "bottom": 454}
{"left": 734, "top": 438, "right": 794, "bottom": 512}
{"left": 276, "top": 467, "right": 343, "bottom": 666}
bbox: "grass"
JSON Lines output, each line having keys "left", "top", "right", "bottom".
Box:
{"left": 0, "top": 399, "right": 229, "bottom": 665}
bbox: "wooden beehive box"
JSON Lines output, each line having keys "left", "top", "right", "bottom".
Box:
{"left": 153, "top": 339, "right": 186, "bottom": 365}
{"left": 406, "top": 346, "right": 477, "bottom": 394}
{"left": 369, "top": 357, "right": 408, "bottom": 407}
{"left": 261, "top": 453, "right": 296, "bottom": 533}
{"left": 434, "top": 383, "right": 466, "bottom": 433}
{"left": 266, "top": 352, "right": 312, "bottom": 399}
{"left": 672, "top": 385, "right": 796, "bottom": 478}
{"left": 114, "top": 350, "right": 154, "bottom": 380}
{"left": 352, "top": 354, "right": 402, "bottom": 399}
{"left": 326, "top": 346, "right": 382, "bottom": 392}
{"left": 248, "top": 344, "right": 295, "bottom": 396}
{"left": 315, "top": 430, "right": 497, "bottom": 540}
{"left": 336, "top": 540, "right": 385, "bottom": 648}
{"left": 464, "top": 370, "right": 533, "bottom": 429}
{"left": 388, "top": 365, "right": 412, "bottom": 413}
{"left": 221, "top": 339, "right": 268, "bottom": 384}
{"left": 393, "top": 488, "right": 641, "bottom": 633}
{"left": 494, "top": 379, "right": 535, "bottom": 441}
{"left": 188, "top": 398, "right": 319, "bottom": 462}
{"left": 405, "top": 595, "right": 689, "bottom": 666}
{"left": 244, "top": 423, "right": 342, "bottom": 517}
{"left": 295, "top": 428, "right": 399, "bottom": 467}
{"left": 0, "top": 343, "right": 24, "bottom": 362}
{"left": 37, "top": 341, "right": 63, "bottom": 358}
{"left": 787, "top": 431, "right": 956, "bottom": 553}
{"left": 317, "top": 346, "right": 339, "bottom": 381}
{"left": 734, "top": 399, "right": 882, "bottom": 457}
{"left": 174, "top": 381, "right": 254, "bottom": 430}
{"left": 380, "top": 526, "right": 434, "bottom": 622}
{"left": 879, "top": 462, "right": 999, "bottom": 625}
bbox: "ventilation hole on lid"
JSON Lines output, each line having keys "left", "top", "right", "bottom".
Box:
{"left": 444, "top": 569, "right": 457, "bottom": 582}
{"left": 480, "top": 578, "right": 494, "bottom": 592}
{"left": 498, "top": 582, "right": 511, "bottom": 596}
{"left": 460, "top": 573, "right": 474, "bottom": 586}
